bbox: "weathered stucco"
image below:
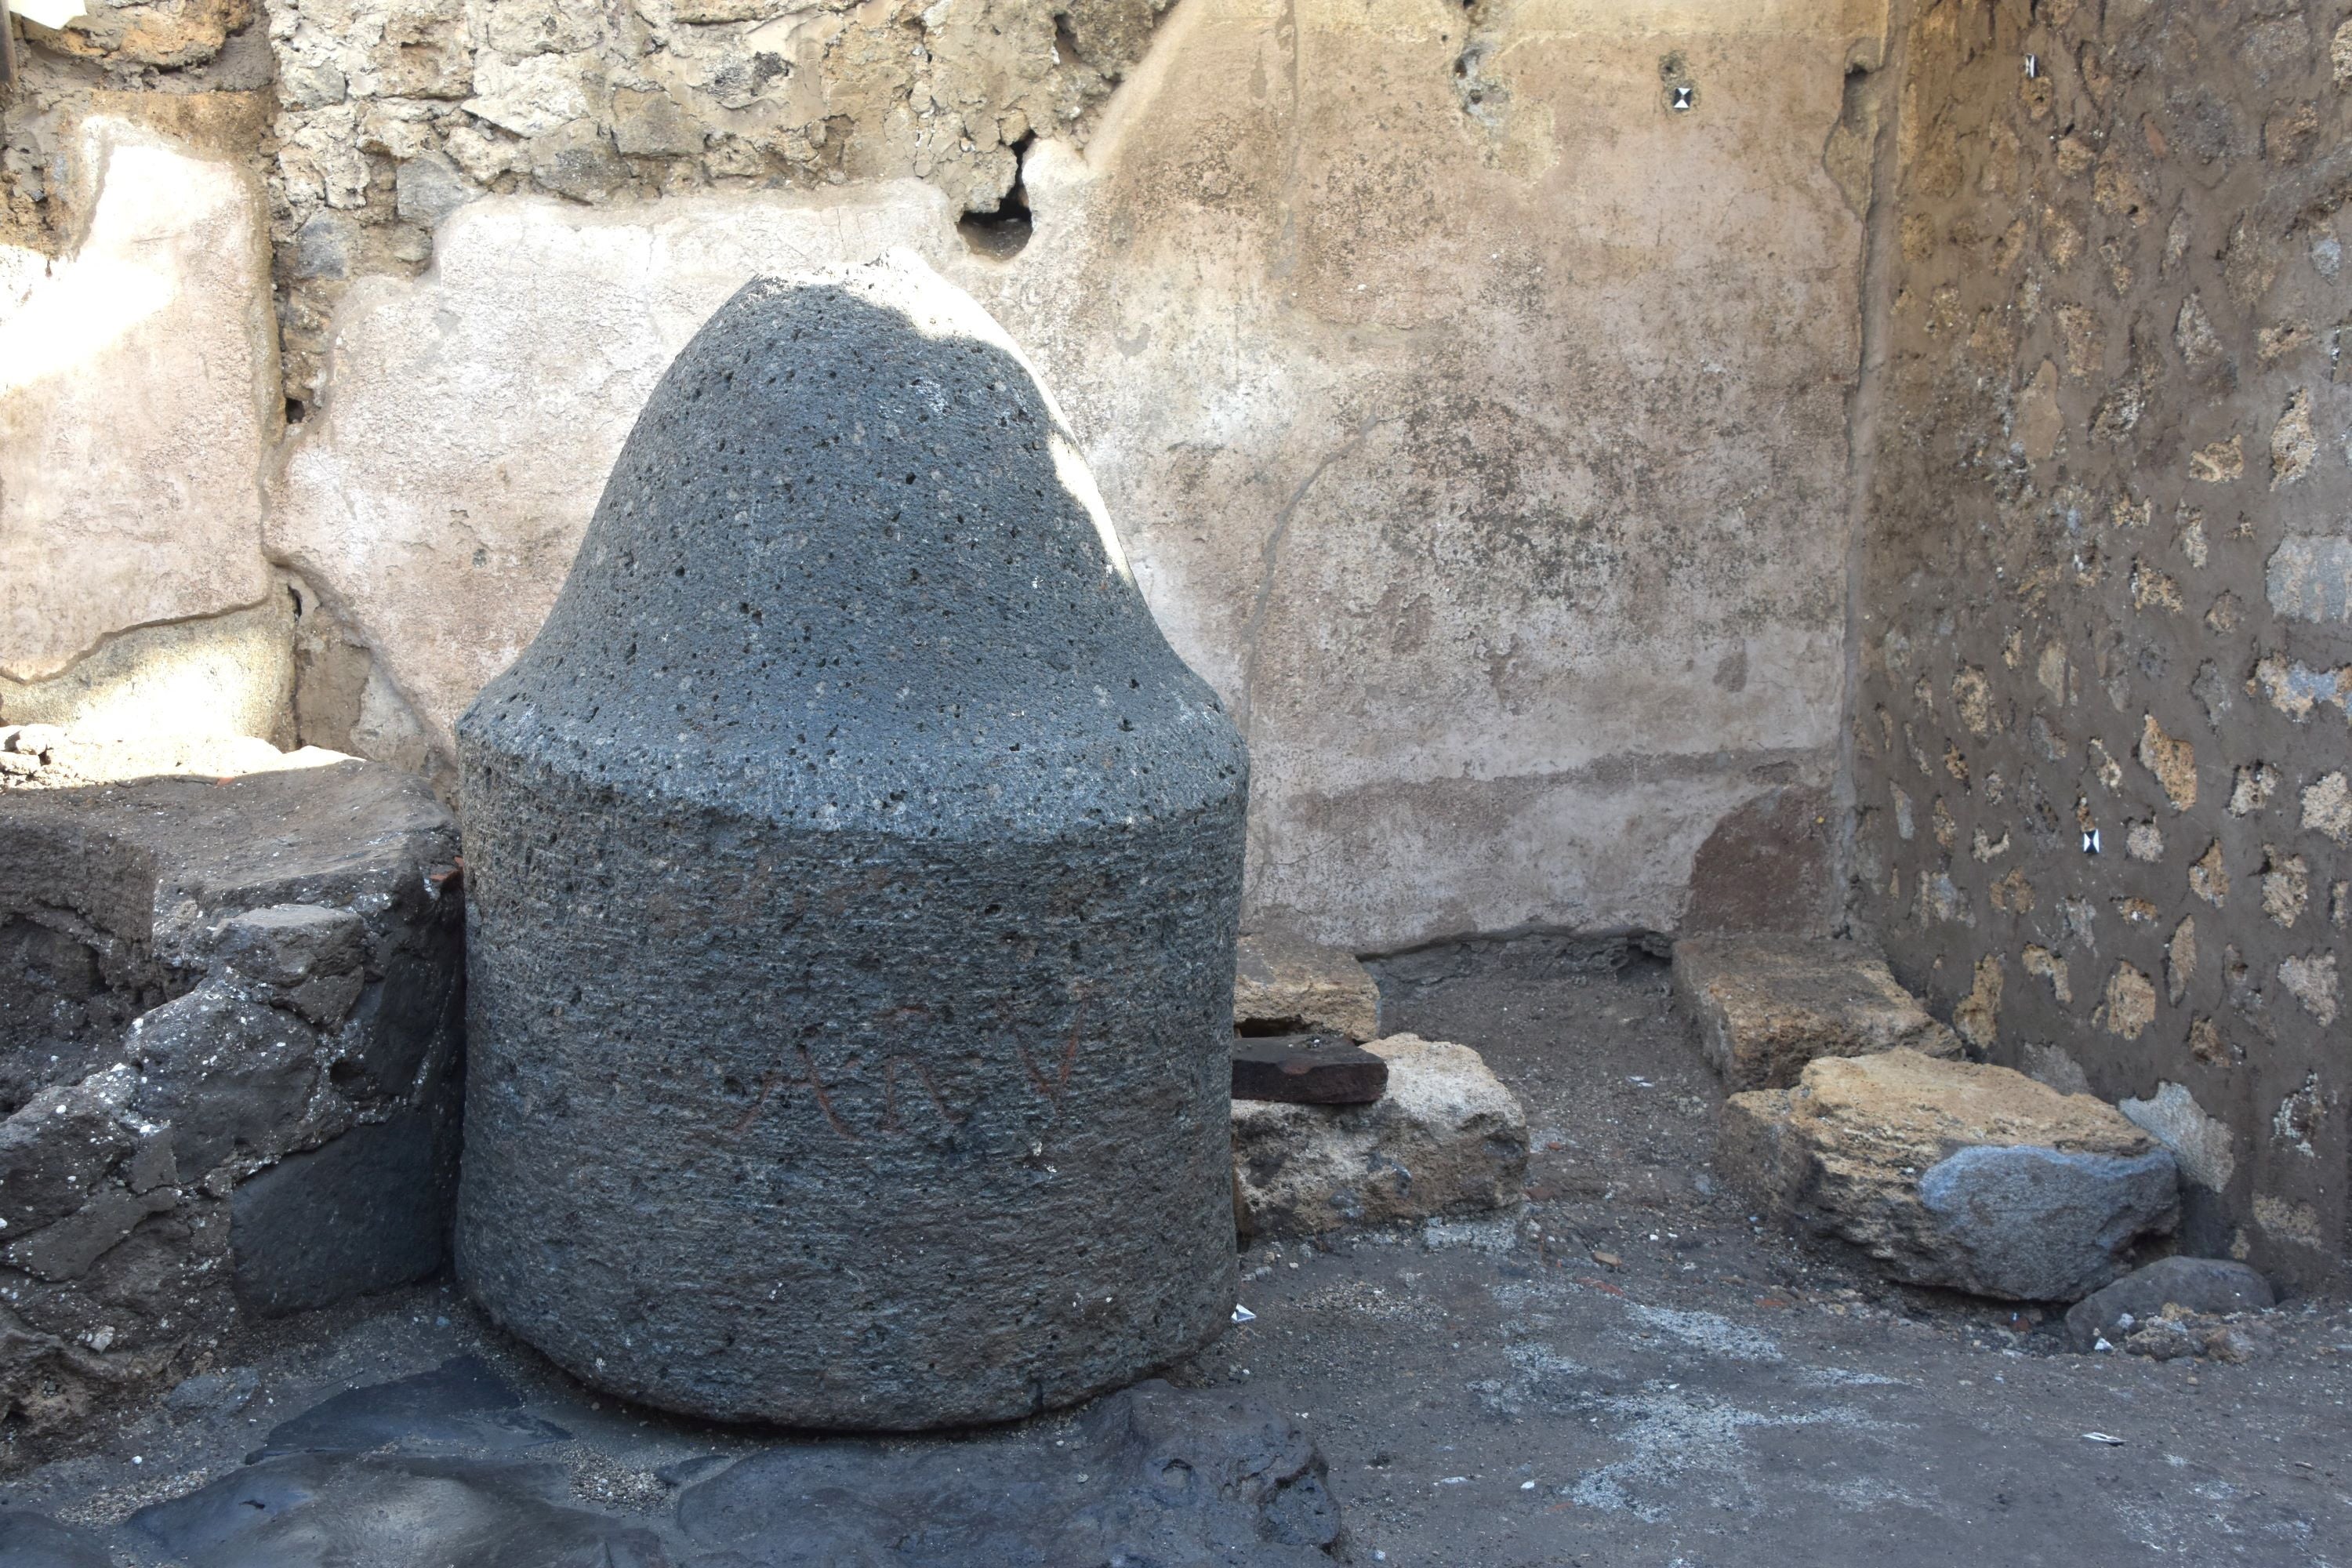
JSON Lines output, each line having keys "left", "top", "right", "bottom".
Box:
{"left": 261, "top": 0, "right": 1881, "bottom": 949}
{"left": 0, "top": 118, "right": 278, "bottom": 688}
{"left": 1849, "top": 0, "right": 2352, "bottom": 1287}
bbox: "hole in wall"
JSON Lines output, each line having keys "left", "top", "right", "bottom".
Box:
{"left": 1051, "top": 11, "right": 1086, "bottom": 71}
{"left": 285, "top": 397, "right": 309, "bottom": 426}
{"left": 958, "top": 132, "right": 1036, "bottom": 260}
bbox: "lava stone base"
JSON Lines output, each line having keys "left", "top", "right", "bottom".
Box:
{"left": 456, "top": 757, "right": 1243, "bottom": 1427}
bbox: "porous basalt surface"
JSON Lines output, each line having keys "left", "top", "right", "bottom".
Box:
{"left": 0, "top": 757, "right": 463, "bottom": 1465}
{"left": 456, "top": 253, "right": 1248, "bottom": 1428}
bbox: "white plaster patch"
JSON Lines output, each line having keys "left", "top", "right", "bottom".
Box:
{"left": 2118, "top": 1081, "right": 2236, "bottom": 1192}
{"left": 2267, "top": 535, "right": 2352, "bottom": 622}
{"left": 1, "top": 122, "right": 276, "bottom": 681}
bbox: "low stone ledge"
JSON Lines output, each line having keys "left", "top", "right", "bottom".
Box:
{"left": 0, "top": 751, "right": 463, "bottom": 1463}
{"left": 1673, "top": 934, "right": 1963, "bottom": 1091}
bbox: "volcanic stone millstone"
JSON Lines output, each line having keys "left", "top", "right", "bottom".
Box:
{"left": 455, "top": 256, "right": 1249, "bottom": 1428}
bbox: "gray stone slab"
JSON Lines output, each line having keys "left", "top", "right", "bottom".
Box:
{"left": 671, "top": 1379, "right": 1340, "bottom": 1566}
{"left": 125, "top": 1454, "right": 670, "bottom": 1568}
{"left": 252, "top": 1354, "right": 567, "bottom": 1460}
{"left": 0, "top": 1510, "right": 111, "bottom": 1568}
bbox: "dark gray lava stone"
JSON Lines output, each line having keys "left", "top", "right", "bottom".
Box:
{"left": 455, "top": 256, "right": 1248, "bottom": 1428}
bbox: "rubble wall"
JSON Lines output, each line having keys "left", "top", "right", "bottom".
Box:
{"left": 2, "top": 0, "right": 1886, "bottom": 951}
{"left": 1849, "top": 0, "right": 2352, "bottom": 1286}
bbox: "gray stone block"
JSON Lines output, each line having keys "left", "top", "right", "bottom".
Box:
{"left": 456, "top": 256, "right": 1248, "bottom": 1428}
{"left": 2065, "top": 1256, "right": 2276, "bottom": 1351}
{"left": 232, "top": 1103, "right": 458, "bottom": 1317}
{"left": 1918, "top": 1145, "right": 2183, "bottom": 1302}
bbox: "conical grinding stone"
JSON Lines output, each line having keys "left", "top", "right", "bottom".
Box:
{"left": 454, "top": 252, "right": 1248, "bottom": 1428}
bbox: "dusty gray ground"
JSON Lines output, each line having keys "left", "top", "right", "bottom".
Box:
{"left": 6, "top": 945, "right": 2349, "bottom": 1566}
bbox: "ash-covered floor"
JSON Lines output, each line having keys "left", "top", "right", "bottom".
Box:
{"left": 7, "top": 948, "right": 2348, "bottom": 1566}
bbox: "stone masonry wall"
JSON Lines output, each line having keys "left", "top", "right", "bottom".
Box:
{"left": 3, "top": 0, "right": 1168, "bottom": 408}
{"left": 1849, "top": 0, "right": 2352, "bottom": 1287}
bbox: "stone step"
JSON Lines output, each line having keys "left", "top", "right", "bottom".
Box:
{"left": 1673, "top": 933, "right": 1963, "bottom": 1091}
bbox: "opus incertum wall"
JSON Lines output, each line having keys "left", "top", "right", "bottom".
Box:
{"left": 453, "top": 253, "right": 1249, "bottom": 1427}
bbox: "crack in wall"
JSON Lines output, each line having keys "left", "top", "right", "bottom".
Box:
{"left": 1830, "top": 4, "right": 1909, "bottom": 941}
{"left": 1235, "top": 413, "right": 1390, "bottom": 749}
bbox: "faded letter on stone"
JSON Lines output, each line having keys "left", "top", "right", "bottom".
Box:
{"left": 455, "top": 253, "right": 1249, "bottom": 1428}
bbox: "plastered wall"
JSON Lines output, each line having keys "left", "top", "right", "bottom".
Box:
{"left": 2, "top": 0, "right": 1886, "bottom": 951}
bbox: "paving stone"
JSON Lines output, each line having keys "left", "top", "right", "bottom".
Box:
{"left": 2064, "top": 1256, "right": 2276, "bottom": 1351}
{"left": 252, "top": 1354, "right": 568, "bottom": 1460}
{"left": 126, "top": 1454, "right": 670, "bottom": 1568}
{"left": 1235, "top": 931, "right": 1383, "bottom": 1042}
{"left": 670, "top": 1379, "right": 1341, "bottom": 1566}
{"left": 1672, "top": 934, "right": 1963, "bottom": 1091}
{"left": 1719, "top": 1050, "right": 2180, "bottom": 1301}
{"left": 455, "top": 256, "right": 1248, "bottom": 1428}
{"left": 1232, "top": 1035, "right": 1527, "bottom": 1237}
{"left": 0, "top": 1509, "right": 111, "bottom": 1568}
{"left": 1232, "top": 1034, "right": 1388, "bottom": 1105}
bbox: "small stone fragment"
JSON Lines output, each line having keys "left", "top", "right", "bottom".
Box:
{"left": 2118, "top": 1081, "right": 2234, "bottom": 1193}
{"left": 2064, "top": 1255, "right": 2273, "bottom": 1351}
{"left": 1672, "top": 935, "right": 1963, "bottom": 1091}
{"left": 2100, "top": 964, "right": 2157, "bottom": 1039}
{"left": 2187, "top": 435, "right": 2244, "bottom": 482}
{"left": 2267, "top": 535, "right": 2352, "bottom": 622}
{"left": 1232, "top": 1035, "right": 1388, "bottom": 1105}
{"left": 1235, "top": 931, "right": 1383, "bottom": 1042}
{"left": 2190, "top": 840, "right": 2229, "bottom": 906}
{"left": 2138, "top": 715, "right": 2196, "bottom": 810}
{"left": 2278, "top": 953, "right": 2339, "bottom": 1025}
{"left": 1231, "top": 1035, "right": 1527, "bottom": 1237}
{"left": 2303, "top": 772, "right": 2352, "bottom": 844}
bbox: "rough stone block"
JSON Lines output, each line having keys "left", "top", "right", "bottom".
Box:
{"left": 1719, "top": 1051, "right": 2179, "bottom": 1301}
{"left": 1674, "top": 934, "right": 1963, "bottom": 1090}
{"left": 230, "top": 1105, "right": 459, "bottom": 1317}
{"left": 2063, "top": 1256, "right": 2275, "bottom": 1351}
{"left": 456, "top": 256, "right": 1249, "bottom": 1429}
{"left": 1232, "top": 1035, "right": 1528, "bottom": 1237}
{"left": 0, "top": 756, "right": 463, "bottom": 1459}
{"left": 1235, "top": 930, "right": 1382, "bottom": 1042}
